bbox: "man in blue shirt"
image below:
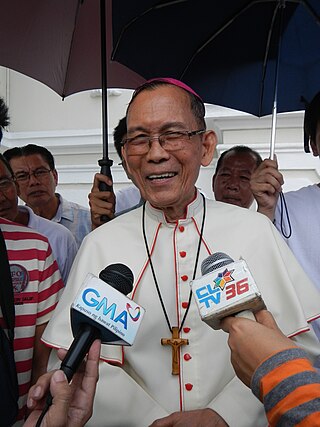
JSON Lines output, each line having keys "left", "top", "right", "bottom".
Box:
{"left": 3, "top": 144, "right": 91, "bottom": 249}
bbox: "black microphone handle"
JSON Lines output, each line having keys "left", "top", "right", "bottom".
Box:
{"left": 60, "top": 323, "right": 100, "bottom": 382}
{"left": 45, "top": 324, "right": 100, "bottom": 409}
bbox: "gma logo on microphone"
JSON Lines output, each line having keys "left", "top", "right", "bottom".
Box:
{"left": 82, "top": 288, "right": 142, "bottom": 330}
{"left": 72, "top": 274, "right": 145, "bottom": 345}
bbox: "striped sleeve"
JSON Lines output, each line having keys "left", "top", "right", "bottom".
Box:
{"left": 0, "top": 219, "right": 64, "bottom": 422}
{"left": 251, "top": 348, "right": 320, "bottom": 426}
{"left": 3, "top": 221, "right": 64, "bottom": 325}
{"left": 36, "top": 244, "right": 64, "bottom": 325}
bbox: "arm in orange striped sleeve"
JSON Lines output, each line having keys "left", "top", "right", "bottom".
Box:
{"left": 221, "top": 310, "right": 320, "bottom": 426}
{"left": 252, "top": 348, "right": 320, "bottom": 426}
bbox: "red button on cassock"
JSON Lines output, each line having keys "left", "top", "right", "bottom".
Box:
{"left": 181, "top": 275, "right": 188, "bottom": 281}
{"left": 184, "top": 353, "right": 192, "bottom": 361}
{"left": 185, "top": 383, "right": 193, "bottom": 391}
{"left": 183, "top": 327, "right": 191, "bottom": 333}
{"left": 179, "top": 251, "right": 186, "bottom": 258}
{"left": 182, "top": 302, "right": 189, "bottom": 309}
{"left": 179, "top": 225, "right": 185, "bottom": 232}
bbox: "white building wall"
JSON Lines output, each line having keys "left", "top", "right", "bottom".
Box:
{"left": 0, "top": 66, "right": 319, "bottom": 208}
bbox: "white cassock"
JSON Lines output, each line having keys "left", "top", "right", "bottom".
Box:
{"left": 43, "top": 191, "right": 320, "bottom": 427}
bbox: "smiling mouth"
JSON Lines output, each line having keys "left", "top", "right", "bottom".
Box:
{"left": 147, "top": 172, "right": 177, "bottom": 181}
{"left": 28, "top": 190, "right": 46, "bottom": 196}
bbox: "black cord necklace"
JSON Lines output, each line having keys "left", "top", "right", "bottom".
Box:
{"left": 142, "top": 193, "right": 206, "bottom": 333}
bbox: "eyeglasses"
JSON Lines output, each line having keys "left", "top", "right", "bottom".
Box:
{"left": 122, "top": 129, "right": 206, "bottom": 156}
{"left": 14, "top": 168, "right": 52, "bottom": 183}
{"left": 0, "top": 177, "right": 15, "bottom": 192}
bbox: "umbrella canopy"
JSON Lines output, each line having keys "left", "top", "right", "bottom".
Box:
{"left": 112, "top": 0, "right": 320, "bottom": 117}
{"left": 0, "top": 0, "right": 143, "bottom": 97}
{"left": 0, "top": 0, "right": 144, "bottom": 195}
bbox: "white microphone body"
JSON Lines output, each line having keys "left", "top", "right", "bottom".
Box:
{"left": 44, "top": 265, "right": 145, "bottom": 410}
{"left": 191, "top": 258, "right": 265, "bottom": 330}
{"left": 71, "top": 273, "right": 145, "bottom": 346}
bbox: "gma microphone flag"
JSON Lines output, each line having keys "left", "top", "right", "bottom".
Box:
{"left": 71, "top": 273, "right": 145, "bottom": 345}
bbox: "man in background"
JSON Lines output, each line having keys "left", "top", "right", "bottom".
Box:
{"left": 3, "top": 144, "right": 91, "bottom": 248}
{"left": 0, "top": 153, "right": 77, "bottom": 284}
{"left": 213, "top": 145, "right": 262, "bottom": 208}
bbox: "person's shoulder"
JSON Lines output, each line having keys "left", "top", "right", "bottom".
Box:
{"left": 36, "top": 214, "right": 77, "bottom": 241}
{"left": 88, "top": 204, "right": 142, "bottom": 238}
{"left": 115, "top": 185, "right": 142, "bottom": 214}
{"left": 274, "top": 185, "right": 319, "bottom": 215}
{"left": 0, "top": 217, "right": 50, "bottom": 246}
{"left": 206, "top": 198, "right": 274, "bottom": 228}
{"left": 206, "top": 198, "right": 264, "bottom": 217}
{"left": 58, "top": 194, "right": 89, "bottom": 213}
{"left": 284, "top": 184, "right": 319, "bottom": 200}
{"left": 116, "top": 185, "right": 140, "bottom": 198}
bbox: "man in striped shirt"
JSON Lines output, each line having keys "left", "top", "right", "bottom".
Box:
{"left": 0, "top": 96, "right": 65, "bottom": 424}
{"left": 1, "top": 216, "right": 64, "bottom": 424}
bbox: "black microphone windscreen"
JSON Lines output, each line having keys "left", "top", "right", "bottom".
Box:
{"left": 201, "top": 252, "right": 234, "bottom": 276}
{"left": 99, "top": 263, "right": 134, "bottom": 295}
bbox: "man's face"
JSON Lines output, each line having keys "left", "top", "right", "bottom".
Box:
{"left": 0, "top": 161, "right": 19, "bottom": 221}
{"left": 212, "top": 151, "right": 258, "bottom": 208}
{"left": 8, "top": 154, "right": 58, "bottom": 208}
{"left": 123, "top": 85, "right": 216, "bottom": 219}
{"left": 310, "top": 121, "right": 320, "bottom": 157}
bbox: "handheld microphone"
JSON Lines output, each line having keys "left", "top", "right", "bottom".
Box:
{"left": 39, "top": 263, "right": 144, "bottom": 427}
{"left": 191, "top": 252, "right": 266, "bottom": 330}
{"left": 61, "top": 263, "right": 145, "bottom": 382}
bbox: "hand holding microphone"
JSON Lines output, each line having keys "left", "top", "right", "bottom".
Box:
{"left": 220, "top": 309, "right": 297, "bottom": 387}
{"left": 191, "top": 252, "right": 266, "bottom": 329}
{"left": 62, "top": 263, "right": 137, "bottom": 382}
{"left": 36, "top": 263, "right": 144, "bottom": 427}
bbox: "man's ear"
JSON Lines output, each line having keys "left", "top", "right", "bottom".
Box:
{"left": 52, "top": 169, "right": 58, "bottom": 186}
{"left": 201, "top": 130, "right": 217, "bottom": 167}
{"left": 122, "top": 146, "right": 133, "bottom": 177}
{"left": 310, "top": 140, "right": 319, "bottom": 157}
{"left": 212, "top": 173, "right": 216, "bottom": 192}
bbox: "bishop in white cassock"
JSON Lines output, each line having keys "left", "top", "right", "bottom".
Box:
{"left": 43, "top": 79, "right": 320, "bottom": 427}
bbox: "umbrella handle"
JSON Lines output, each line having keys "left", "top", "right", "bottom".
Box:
{"left": 98, "top": 157, "right": 114, "bottom": 222}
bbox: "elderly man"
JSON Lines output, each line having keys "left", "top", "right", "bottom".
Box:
{"left": 43, "top": 78, "right": 320, "bottom": 426}
{"left": 212, "top": 146, "right": 262, "bottom": 208}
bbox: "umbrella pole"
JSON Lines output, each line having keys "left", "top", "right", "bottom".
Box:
{"left": 268, "top": 1, "right": 285, "bottom": 160}
{"left": 98, "top": 0, "right": 113, "bottom": 221}
{"left": 269, "top": 3, "right": 292, "bottom": 238}
{"left": 270, "top": 91, "right": 277, "bottom": 161}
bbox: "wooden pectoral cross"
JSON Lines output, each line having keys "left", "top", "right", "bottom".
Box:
{"left": 161, "top": 326, "right": 189, "bottom": 375}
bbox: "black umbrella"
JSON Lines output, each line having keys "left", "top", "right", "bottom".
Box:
{"left": 0, "top": 0, "right": 144, "bottom": 207}
{"left": 112, "top": 0, "right": 320, "bottom": 157}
